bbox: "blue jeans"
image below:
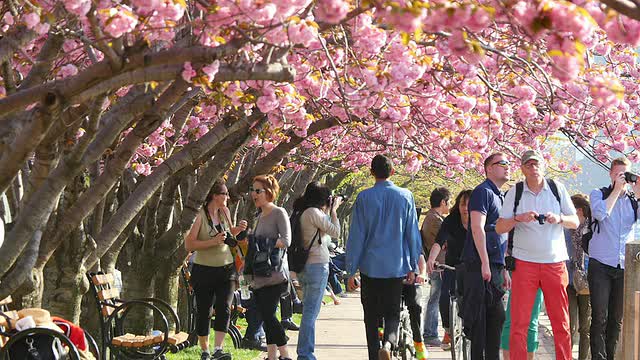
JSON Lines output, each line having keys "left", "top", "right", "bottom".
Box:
{"left": 422, "top": 271, "right": 442, "bottom": 339}
{"left": 297, "top": 263, "right": 329, "bottom": 360}
{"left": 327, "top": 270, "right": 343, "bottom": 295}
{"left": 241, "top": 294, "right": 265, "bottom": 341}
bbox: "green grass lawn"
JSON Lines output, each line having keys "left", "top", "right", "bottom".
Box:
{"left": 166, "top": 317, "right": 259, "bottom": 360}
{"left": 166, "top": 314, "right": 302, "bottom": 360}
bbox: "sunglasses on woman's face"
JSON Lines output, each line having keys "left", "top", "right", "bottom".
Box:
{"left": 250, "top": 188, "right": 265, "bottom": 194}
{"left": 215, "top": 192, "right": 229, "bottom": 196}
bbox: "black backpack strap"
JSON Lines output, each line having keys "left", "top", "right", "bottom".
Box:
{"left": 306, "top": 230, "right": 320, "bottom": 251}
{"left": 630, "top": 195, "right": 638, "bottom": 222}
{"left": 507, "top": 182, "right": 524, "bottom": 256}
{"left": 546, "top": 179, "right": 561, "bottom": 206}
{"left": 591, "top": 186, "right": 613, "bottom": 234}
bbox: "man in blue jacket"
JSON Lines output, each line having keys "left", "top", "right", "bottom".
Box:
{"left": 346, "top": 154, "right": 422, "bottom": 360}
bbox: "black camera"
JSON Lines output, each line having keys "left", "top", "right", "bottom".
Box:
{"left": 534, "top": 214, "right": 546, "bottom": 225}
{"left": 330, "top": 194, "right": 348, "bottom": 207}
{"left": 332, "top": 194, "right": 348, "bottom": 202}
{"left": 215, "top": 224, "right": 238, "bottom": 247}
{"left": 625, "top": 171, "right": 638, "bottom": 183}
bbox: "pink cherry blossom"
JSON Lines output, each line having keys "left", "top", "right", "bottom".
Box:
{"left": 3, "top": 12, "right": 14, "bottom": 25}
{"left": 517, "top": 101, "right": 538, "bottom": 121}
{"left": 134, "top": 162, "right": 152, "bottom": 176}
{"left": 65, "top": 0, "right": 92, "bottom": 16}
{"left": 550, "top": 54, "right": 581, "bottom": 82}
{"left": 202, "top": 61, "right": 220, "bottom": 83}
{"left": 314, "top": 0, "right": 349, "bottom": 24}
{"left": 182, "top": 62, "right": 196, "bottom": 82}
{"left": 99, "top": 6, "right": 139, "bottom": 38}
{"left": 456, "top": 96, "right": 476, "bottom": 112}
{"left": 23, "top": 13, "right": 40, "bottom": 29}
{"left": 288, "top": 21, "right": 318, "bottom": 47}
{"left": 59, "top": 64, "right": 79, "bottom": 78}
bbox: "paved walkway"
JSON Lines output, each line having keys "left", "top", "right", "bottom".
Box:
{"left": 264, "top": 290, "right": 580, "bottom": 360}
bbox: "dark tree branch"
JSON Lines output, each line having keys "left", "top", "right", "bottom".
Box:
{"left": 229, "top": 116, "right": 340, "bottom": 201}
{"left": 86, "top": 112, "right": 253, "bottom": 269}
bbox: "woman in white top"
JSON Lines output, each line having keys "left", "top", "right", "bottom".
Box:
{"left": 294, "top": 181, "right": 342, "bottom": 360}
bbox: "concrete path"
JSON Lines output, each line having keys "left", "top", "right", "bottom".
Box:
{"left": 267, "top": 291, "right": 580, "bottom": 359}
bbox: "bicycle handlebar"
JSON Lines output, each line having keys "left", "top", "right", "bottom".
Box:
{"left": 434, "top": 263, "right": 455, "bottom": 271}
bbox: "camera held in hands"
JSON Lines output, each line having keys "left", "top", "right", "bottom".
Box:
{"left": 534, "top": 214, "right": 546, "bottom": 225}
{"left": 625, "top": 171, "right": 638, "bottom": 183}
{"left": 330, "top": 194, "right": 348, "bottom": 205}
{"left": 215, "top": 224, "right": 238, "bottom": 247}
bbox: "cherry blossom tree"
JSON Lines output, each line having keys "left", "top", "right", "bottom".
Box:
{"left": 0, "top": 0, "right": 640, "bottom": 326}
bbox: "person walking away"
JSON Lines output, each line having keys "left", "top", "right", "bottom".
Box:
{"left": 346, "top": 154, "right": 422, "bottom": 360}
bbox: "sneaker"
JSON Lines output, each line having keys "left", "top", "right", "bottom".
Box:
{"left": 200, "top": 351, "right": 211, "bottom": 360}
{"left": 281, "top": 318, "right": 300, "bottom": 331}
{"left": 441, "top": 332, "right": 451, "bottom": 350}
{"left": 337, "top": 292, "right": 348, "bottom": 298}
{"left": 424, "top": 337, "right": 442, "bottom": 347}
{"left": 211, "top": 349, "right": 231, "bottom": 360}
{"left": 378, "top": 341, "right": 391, "bottom": 360}
{"left": 240, "top": 337, "right": 267, "bottom": 352}
{"left": 414, "top": 342, "right": 429, "bottom": 360}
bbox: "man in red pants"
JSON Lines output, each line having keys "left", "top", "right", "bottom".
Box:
{"left": 496, "top": 150, "right": 579, "bottom": 360}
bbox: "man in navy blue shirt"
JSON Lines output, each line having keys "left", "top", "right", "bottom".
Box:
{"left": 346, "top": 154, "right": 422, "bottom": 360}
{"left": 462, "top": 152, "right": 512, "bottom": 360}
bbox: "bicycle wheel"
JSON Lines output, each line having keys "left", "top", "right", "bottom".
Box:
{"left": 462, "top": 335, "right": 471, "bottom": 360}
{"left": 450, "top": 296, "right": 464, "bottom": 360}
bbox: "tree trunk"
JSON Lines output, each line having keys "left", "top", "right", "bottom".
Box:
{"left": 153, "top": 264, "right": 182, "bottom": 332}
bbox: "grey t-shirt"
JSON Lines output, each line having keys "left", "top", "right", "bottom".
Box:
{"left": 251, "top": 206, "right": 291, "bottom": 289}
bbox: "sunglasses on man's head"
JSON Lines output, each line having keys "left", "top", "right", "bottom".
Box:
{"left": 250, "top": 188, "right": 265, "bottom": 194}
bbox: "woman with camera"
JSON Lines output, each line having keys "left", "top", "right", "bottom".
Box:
{"left": 185, "top": 180, "right": 248, "bottom": 360}
{"left": 292, "top": 182, "right": 342, "bottom": 360}
{"left": 249, "top": 174, "right": 293, "bottom": 360}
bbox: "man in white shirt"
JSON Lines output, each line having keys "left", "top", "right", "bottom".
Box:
{"left": 496, "top": 150, "right": 579, "bottom": 360}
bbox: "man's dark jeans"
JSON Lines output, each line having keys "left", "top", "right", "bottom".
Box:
{"left": 439, "top": 269, "right": 455, "bottom": 330}
{"left": 361, "top": 274, "right": 403, "bottom": 360}
{"left": 462, "top": 263, "right": 505, "bottom": 360}
{"left": 402, "top": 284, "right": 424, "bottom": 343}
{"left": 588, "top": 259, "right": 624, "bottom": 360}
